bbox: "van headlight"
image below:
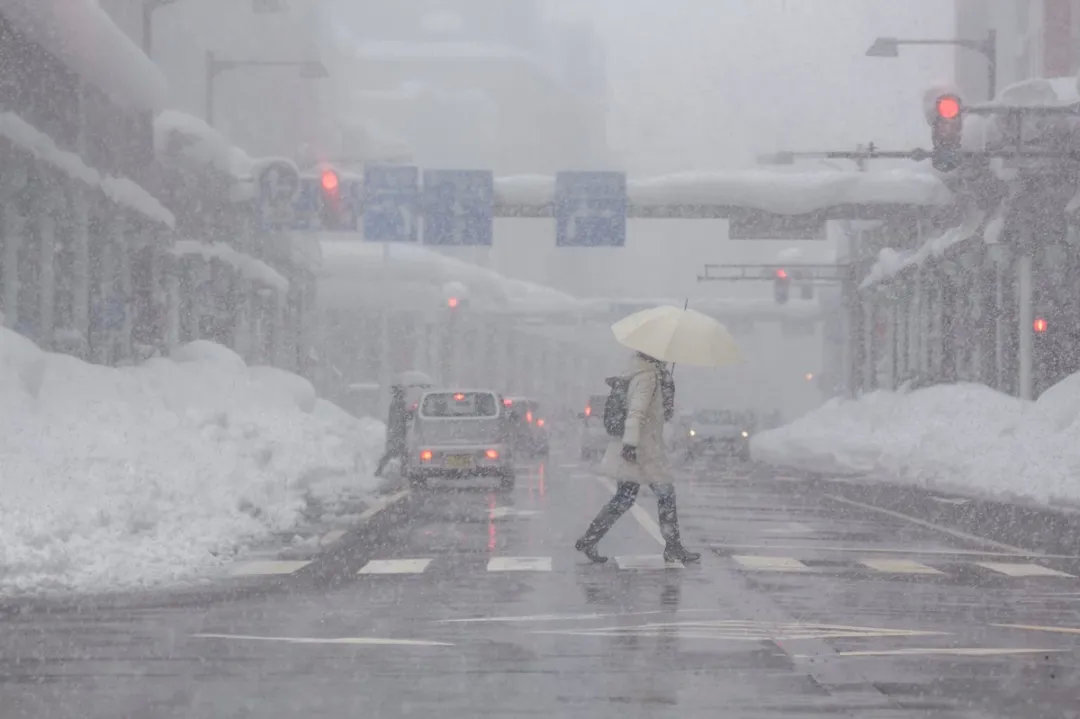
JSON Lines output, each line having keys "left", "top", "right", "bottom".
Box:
{"left": 741, "top": 430, "right": 750, "bottom": 438}
{"left": 689, "top": 429, "right": 696, "bottom": 437}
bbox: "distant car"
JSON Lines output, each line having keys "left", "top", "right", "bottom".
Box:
{"left": 579, "top": 393, "right": 611, "bottom": 461}
{"left": 404, "top": 390, "right": 515, "bottom": 490}
{"left": 503, "top": 396, "right": 550, "bottom": 456}
{"left": 674, "top": 409, "right": 755, "bottom": 461}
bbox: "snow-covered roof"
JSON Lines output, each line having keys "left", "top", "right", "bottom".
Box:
{"left": 0, "top": 111, "right": 174, "bottom": 228}
{"left": 318, "top": 239, "right": 582, "bottom": 315}
{"left": 859, "top": 210, "right": 985, "bottom": 290}
{"left": 494, "top": 169, "right": 952, "bottom": 215}
{"left": 171, "top": 240, "right": 289, "bottom": 293}
{"left": 155, "top": 110, "right": 255, "bottom": 180}
{"left": 0, "top": 0, "right": 166, "bottom": 110}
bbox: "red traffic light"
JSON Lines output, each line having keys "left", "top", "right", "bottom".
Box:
{"left": 936, "top": 94, "right": 961, "bottom": 120}
{"left": 775, "top": 268, "right": 788, "bottom": 280}
{"left": 321, "top": 169, "right": 340, "bottom": 192}
{"left": 447, "top": 297, "right": 460, "bottom": 309}
{"left": 1034, "top": 317, "right": 1048, "bottom": 334}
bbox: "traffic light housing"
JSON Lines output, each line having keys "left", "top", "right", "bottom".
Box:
{"left": 931, "top": 94, "right": 963, "bottom": 172}
{"left": 773, "top": 268, "right": 790, "bottom": 304}
{"left": 319, "top": 168, "right": 344, "bottom": 229}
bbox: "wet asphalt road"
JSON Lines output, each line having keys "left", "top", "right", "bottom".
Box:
{"left": 4, "top": 455, "right": 1080, "bottom": 718}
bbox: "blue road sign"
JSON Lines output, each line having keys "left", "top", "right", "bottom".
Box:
{"left": 423, "top": 169, "right": 494, "bottom": 246}
{"left": 554, "top": 171, "right": 627, "bottom": 247}
{"left": 363, "top": 165, "right": 419, "bottom": 242}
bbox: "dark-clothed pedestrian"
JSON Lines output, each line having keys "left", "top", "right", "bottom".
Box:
{"left": 575, "top": 352, "right": 700, "bottom": 564}
{"left": 375, "top": 384, "right": 408, "bottom": 478}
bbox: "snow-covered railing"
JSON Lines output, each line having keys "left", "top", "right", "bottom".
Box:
{"left": 0, "top": 0, "right": 166, "bottom": 110}
{"left": 155, "top": 110, "right": 255, "bottom": 180}
{"left": 859, "top": 210, "right": 986, "bottom": 290}
{"left": 493, "top": 169, "right": 952, "bottom": 219}
{"left": 0, "top": 111, "right": 175, "bottom": 228}
{"left": 171, "top": 240, "right": 289, "bottom": 293}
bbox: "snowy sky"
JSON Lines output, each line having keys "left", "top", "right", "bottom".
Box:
{"left": 547, "top": 0, "right": 956, "bottom": 173}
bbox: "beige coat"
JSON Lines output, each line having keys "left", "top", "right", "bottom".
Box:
{"left": 598, "top": 354, "right": 673, "bottom": 484}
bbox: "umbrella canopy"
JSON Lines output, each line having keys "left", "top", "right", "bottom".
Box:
{"left": 611, "top": 305, "right": 741, "bottom": 367}
{"left": 395, "top": 370, "right": 434, "bottom": 387}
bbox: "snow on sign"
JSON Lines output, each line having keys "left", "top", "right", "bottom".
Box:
{"left": 728, "top": 209, "right": 826, "bottom": 240}
{"left": 555, "top": 171, "right": 627, "bottom": 247}
{"left": 363, "top": 165, "right": 420, "bottom": 242}
{"left": 422, "top": 169, "right": 494, "bottom": 246}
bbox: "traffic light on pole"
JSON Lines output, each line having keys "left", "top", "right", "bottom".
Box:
{"left": 319, "top": 168, "right": 343, "bottom": 229}
{"left": 931, "top": 94, "right": 963, "bottom": 172}
{"left": 773, "top": 268, "right": 790, "bottom": 305}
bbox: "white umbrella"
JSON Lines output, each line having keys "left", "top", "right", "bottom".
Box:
{"left": 395, "top": 370, "right": 434, "bottom": 387}
{"left": 611, "top": 305, "right": 741, "bottom": 367}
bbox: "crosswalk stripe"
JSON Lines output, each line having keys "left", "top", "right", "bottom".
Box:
{"left": 614, "top": 555, "right": 684, "bottom": 570}
{"left": 976, "top": 562, "right": 1073, "bottom": 577}
{"left": 358, "top": 558, "right": 432, "bottom": 575}
{"left": 229, "top": 560, "right": 311, "bottom": 577}
{"left": 731, "top": 555, "right": 810, "bottom": 572}
{"left": 487, "top": 556, "right": 552, "bottom": 572}
{"left": 860, "top": 558, "right": 944, "bottom": 575}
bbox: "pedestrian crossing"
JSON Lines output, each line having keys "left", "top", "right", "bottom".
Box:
{"left": 226, "top": 553, "right": 1078, "bottom": 579}
{"left": 727, "top": 554, "right": 1075, "bottom": 578}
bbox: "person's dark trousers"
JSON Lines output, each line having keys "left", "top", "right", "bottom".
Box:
{"left": 374, "top": 446, "right": 404, "bottom": 477}
{"left": 578, "top": 481, "right": 682, "bottom": 548}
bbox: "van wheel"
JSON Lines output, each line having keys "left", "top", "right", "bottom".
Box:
{"left": 498, "top": 472, "right": 516, "bottom": 491}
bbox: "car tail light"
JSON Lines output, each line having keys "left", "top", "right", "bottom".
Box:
{"left": 485, "top": 449, "right": 499, "bottom": 460}
{"left": 526, "top": 410, "right": 534, "bottom": 424}
{"left": 536, "top": 418, "right": 545, "bottom": 428}
{"left": 453, "top": 393, "right": 466, "bottom": 401}
{"left": 420, "top": 450, "right": 433, "bottom": 462}
{"left": 584, "top": 405, "right": 592, "bottom": 417}
{"left": 503, "top": 398, "right": 513, "bottom": 406}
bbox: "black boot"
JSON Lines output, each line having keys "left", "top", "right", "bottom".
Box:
{"left": 664, "top": 544, "right": 701, "bottom": 563}
{"left": 575, "top": 482, "right": 640, "bottom": 564}
{"left": 575, "top": 538, "right": 608, "bottom": 564}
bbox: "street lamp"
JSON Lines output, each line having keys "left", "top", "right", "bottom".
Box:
{"left": 866, "top": 29, "right": 997, "bottom": 100}
{"left": 205, "top": 51, "right": 330, "bottom": 124}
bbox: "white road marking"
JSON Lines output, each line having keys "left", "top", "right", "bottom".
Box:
{"left": 614, "top": 554, "right": 684, "bottom": 570}
{"left": 319, "top": 529, "right": 347, "bottom": 546}
{"left": 594, "top": 476, "right": 666, "bottom": 547}
{"left": 487, "top": 556, "right": 552, "bottom": 572}
{"left": 192, "top": 633, "right": 453, "bottom": 647}
{"left": 357, "top": 489, "right": 410, "bottom": 522}
{"left": 731, "top": 555, "right": 810, "bottom": 572}
{"left": 435, "top": 609, "right": 716, "bottom": 624}
{"left": 762, "top": 522, "right": 814, "bottom": 535}
{"left": 993, "top": 623, "right": 1080, "bottom": 635}
{"left": 535, "top": 620, "right": 944, "bottom": 642}
{"left": 824, "top": 494, "right": 1030, "bottom": 554}
{"left": 707, "top": 543, "right": 1079, "bottom": 559}
{"left": 860, "top": 558, "right": 944, "bottom": 575}
{"left": 810, "top": 647, "right": 1065, "bottom": 658}
{"left": 358, "top": 558, "right": 432, "bottom": 575}
{"left": 489, "top": 507, "right": 542, "bottom": 518}
{"left": 229, "top": 560, "right": 311, "bottom": 577}
{"left": 976, "top": 562, "right": 1073, "bottom": 578}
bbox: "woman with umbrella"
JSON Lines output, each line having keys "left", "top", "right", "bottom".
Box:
{"left": 575, "top": 305, "right": 740, "bottom": 564}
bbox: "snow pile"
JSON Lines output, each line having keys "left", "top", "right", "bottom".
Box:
{"left": 155, "top": 110, "right": 256, "bottom": 179}
{"left": 0, "top": 111, "right": 175, "bottom": 228}
{"left": 751, "top": 375, "right": 1080, "bottom": 506}
{"left": 0, "top": 331, "right": 383, "bottom": 594}
{"left": 859, "top": 210, "right": 985, "bottom": 289}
